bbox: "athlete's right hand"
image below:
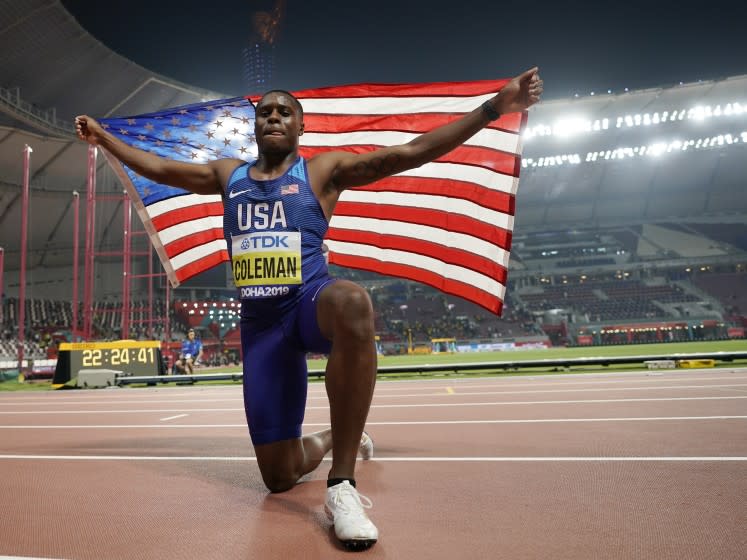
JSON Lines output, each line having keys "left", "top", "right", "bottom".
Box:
{"left": 75, "top": 115, "right": 104, "bottom": 145}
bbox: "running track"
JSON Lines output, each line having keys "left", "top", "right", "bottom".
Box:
{"left": 0, "top": 367, "right": 745, "bottom": 559}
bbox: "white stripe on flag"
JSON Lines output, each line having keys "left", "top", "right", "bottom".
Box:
{"left": 300, "top": 94, "right": 497, "bottom": 115}
{"left": 301, "top": 127, "right": 520, "bottom": 154}
{"left": 339, "top": 191, "right": 515, "bottom": 231}
{"left": 326, "top": 240, "right": 505, "bottom": 298}
{"left": 170, "top": 239, "right": 227, "bottom": 270}
{"left": 396, "top": 162, "right": 518, "bottom": 194}
{"left": 147, "top": 193, "right": 222, "bottom": 218}
{"left": 328, "top": 216, "right": 511, "bottom": 267}
{"left": 159, "top": 216, "right": 224, "bottom": 245}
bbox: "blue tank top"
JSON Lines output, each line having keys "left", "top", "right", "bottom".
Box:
{"left": 223, "top": 156, "right": 329, "bottom": 317}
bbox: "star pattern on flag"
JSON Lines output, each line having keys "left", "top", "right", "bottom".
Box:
{"left": 100, "top": 96, "right": 258, "bottom": 206}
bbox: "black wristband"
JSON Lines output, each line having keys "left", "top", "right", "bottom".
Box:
{"left": 481, "top": 100, "right": 500, "bottom": 121}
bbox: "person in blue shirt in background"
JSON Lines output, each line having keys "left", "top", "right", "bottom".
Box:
{"left": 175, "top": 328, "right": 203, "bottom": 374}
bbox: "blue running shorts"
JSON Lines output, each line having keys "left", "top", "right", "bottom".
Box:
{"left": 240, "top": 275, "right": 336, "bottom": 446}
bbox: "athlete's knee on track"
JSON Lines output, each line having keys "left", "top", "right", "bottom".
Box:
{"left": 261, "top": 468, "right": 301, "bottom": 493}
{"left": 255, "top": 451, "right": 302, "bottom": 493}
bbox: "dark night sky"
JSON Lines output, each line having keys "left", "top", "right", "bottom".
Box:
{"left": 61, "top": 0, "right": 746, "bottom": 99}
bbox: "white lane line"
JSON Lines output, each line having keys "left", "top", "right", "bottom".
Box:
{"left": 3, "top": 392, "right": 747, "bottom": 415}
{"left": 365, "top": 383, "right": 747, "bottom": 398}
{"left": 1, "top": 415, "right": 745, "bottom": 428}
{"left": 0, "top": 454, "right": 744, "bottom": 462}
{"left": 374, "top": 456, "right": 747, "bottom": 462}
{"left": 0, "top": 556, "right": 71, "bottom": 560}
{"left": 159, "top": 414, "right": 188, "bottom": 422}
{"left": 365, "top": 396, "right": 747, "bottom": 408}
{"left": 4, "top": 375, "right": 747, "bottom": 405}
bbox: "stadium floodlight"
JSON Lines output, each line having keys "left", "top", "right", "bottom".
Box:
{"left": 649, "top": 143, "right": 667, "bottom": 156}
{"left": 527, "top": 126, "right": 745, "bottom": 168}
{"left": 553, "top": 117, "right": 591, "bottom": 138}
{"left": 529, "top": 99, "right": 746, "bottom": 142}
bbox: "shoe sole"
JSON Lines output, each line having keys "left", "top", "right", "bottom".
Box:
{"left": 343, "top": 539, "right": 377, "bottom": 551}
{"left": 325, "top": 505, "right": 378, "bottom": 551}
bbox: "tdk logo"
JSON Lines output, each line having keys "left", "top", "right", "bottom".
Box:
{"left": 251, "top": 235, "right": 289, "bottom": 249}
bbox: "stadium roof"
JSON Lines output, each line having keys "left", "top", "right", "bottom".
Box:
{"left": 0, "top": 0, "right": 229, "bottom": 275}
{"left": 0, "top": 0, "right": 745, "bottom": 286}
{"left": 520, "top": 74, "right": 747, "bottom": 230}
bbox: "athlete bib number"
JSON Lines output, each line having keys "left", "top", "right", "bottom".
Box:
{"left": 231, "top": 231, "right": 302, "bottom": 295}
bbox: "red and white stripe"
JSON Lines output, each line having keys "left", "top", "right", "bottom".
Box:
{"left": 288, "top": 79, "right": 526, "bottom": 314}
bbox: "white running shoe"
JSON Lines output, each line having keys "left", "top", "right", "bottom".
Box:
{"left": 325, "top": 480, "right": 379, "bottom": 550}
{"left": 359, "top": 431, "right": 374, "bottom": 460}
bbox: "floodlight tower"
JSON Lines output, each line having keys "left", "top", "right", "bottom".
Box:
{"left": 243, "top": 0, "right": 285, "bottom": 95}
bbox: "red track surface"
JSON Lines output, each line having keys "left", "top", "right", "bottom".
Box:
{"left": 1, "top": 367, "right": 746, "bottom": 559}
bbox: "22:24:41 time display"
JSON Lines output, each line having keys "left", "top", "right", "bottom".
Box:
{"left": 81, "top": 347, "right": 156, "bottom": 367}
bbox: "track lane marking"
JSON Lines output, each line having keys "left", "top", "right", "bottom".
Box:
{"left": 3, "top": 375, "right": 746, "bottom": 405}
{"left": 0, "top": 556, "right": 72, "bottom": 560}
{"left": 0, "top": 454, "right": 744, "bottom": 462}
{"left": 2, "top": 393, "right": 746, "bottom": 414}
{"left": 159, "top": 414, "right": 188, "bottom": 421}
{"left": 1, "top": 415, "right": 745, "bottom": 428}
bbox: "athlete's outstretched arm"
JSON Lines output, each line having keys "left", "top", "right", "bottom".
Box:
{"left": 315, "top": 67, "right": 542, "bottom": 192}
{"left": 75, "top": 115, "right": 240, "bottom": 195}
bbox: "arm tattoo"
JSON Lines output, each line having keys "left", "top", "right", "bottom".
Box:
{"left": 352, "top": 153, "right": 402, "bottom": 181}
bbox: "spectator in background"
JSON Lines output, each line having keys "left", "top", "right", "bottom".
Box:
{"left": 175, "top": 328, "right": 203, "bottom": 374}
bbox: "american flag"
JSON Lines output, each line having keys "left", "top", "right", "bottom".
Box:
{"left": 280, "top": 183, "right": 299, "bottom": 195}
{"left": 100, "top": 78, "right": 527, "bottom": 314}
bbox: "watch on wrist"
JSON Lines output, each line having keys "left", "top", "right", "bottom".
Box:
{"left": 481, "top": 100, "right": 500, "bottom": 121}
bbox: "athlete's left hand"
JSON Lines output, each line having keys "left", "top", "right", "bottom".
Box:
{"left": 495, "top": 67, "right": 543, "bottom": 114}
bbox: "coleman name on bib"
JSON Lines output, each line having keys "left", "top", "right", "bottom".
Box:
{"left": 232, "top": 231, "right": 302, "bottom": 292}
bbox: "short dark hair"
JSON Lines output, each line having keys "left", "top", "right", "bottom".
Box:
{"left": 259, "top": 89, "right": 304, "bottom": 119}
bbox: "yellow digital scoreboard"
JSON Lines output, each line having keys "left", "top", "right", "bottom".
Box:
{"left": 53, "top": 340, "right": 164, "bottom": 384}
